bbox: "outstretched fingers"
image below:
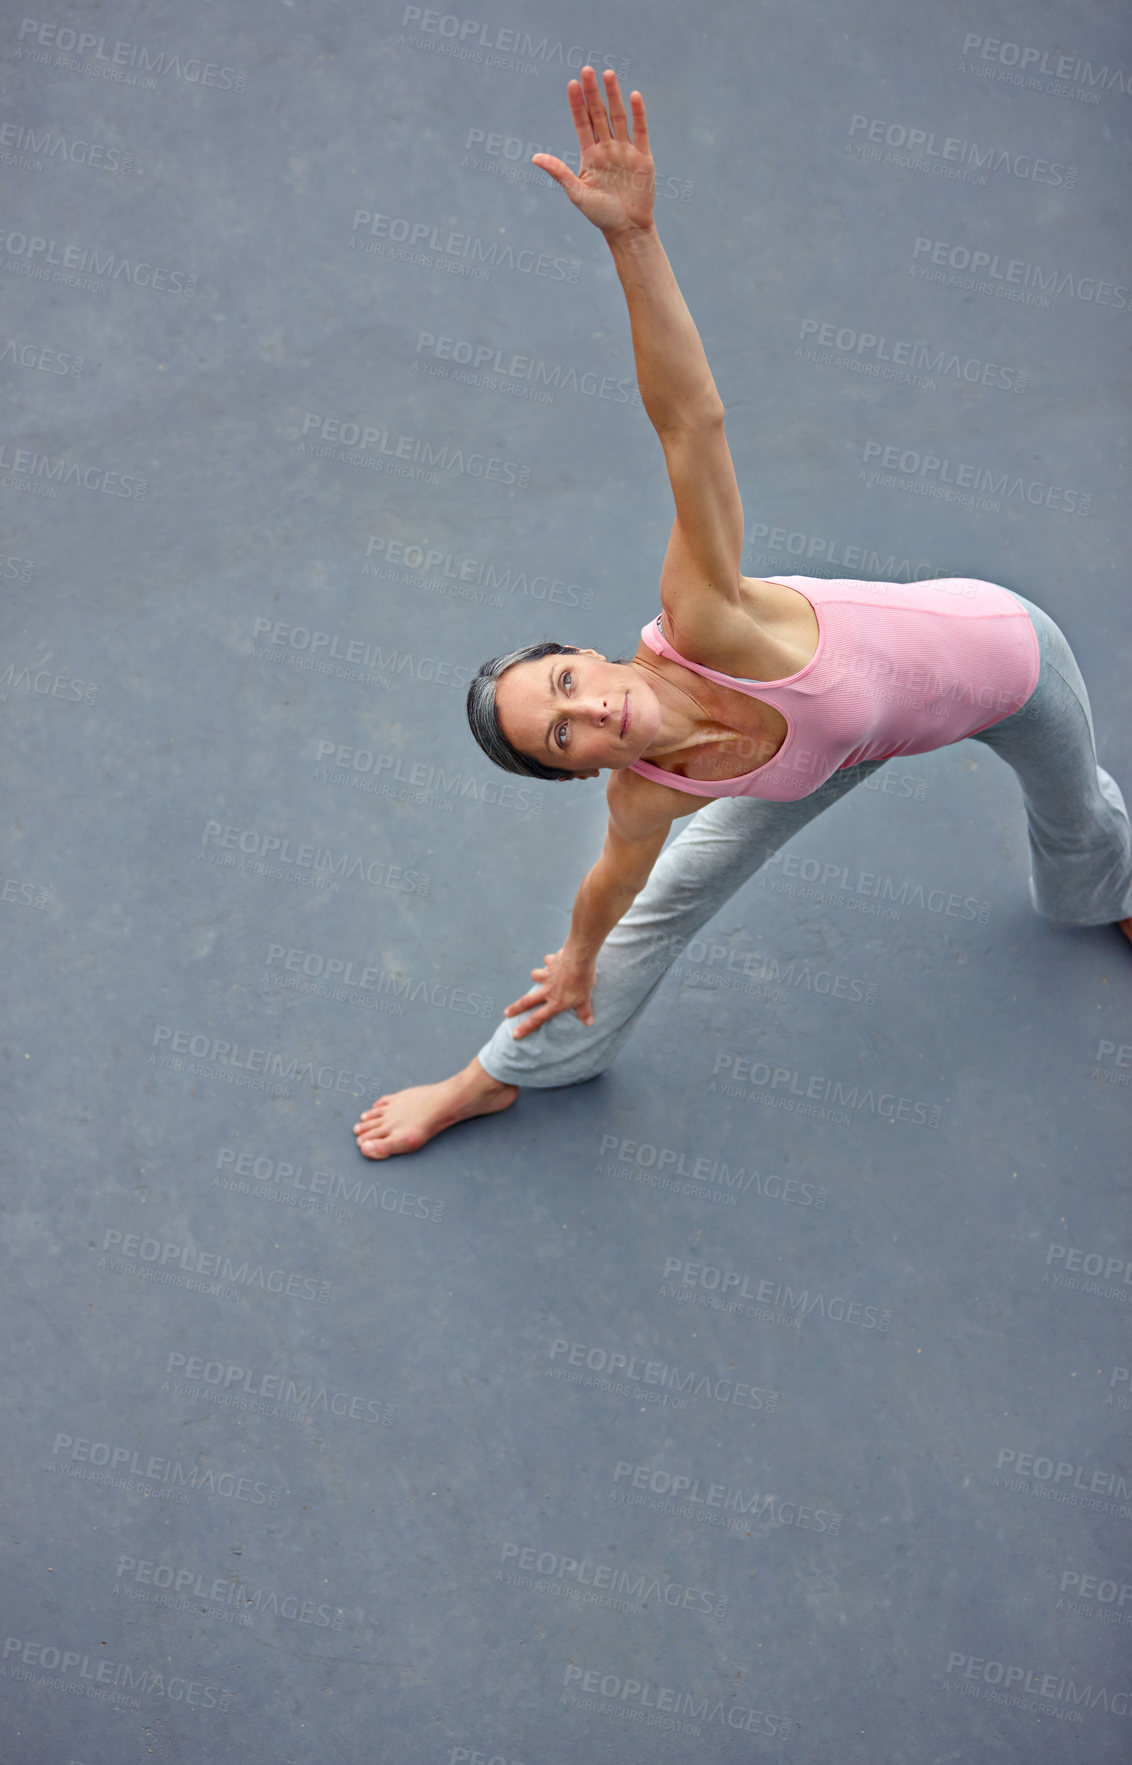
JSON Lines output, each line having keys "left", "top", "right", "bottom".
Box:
{"left": 575, "top": 66, "right": 613, "bottom": 143}
{"left": 583, "top": 67, "right": 647, "bottom": 150}
{"left": 601, "top": 69, "right": 634, "bottom": 141}
{"left": 627, "top": 87, "right": 649, "bottom": 155}
{"left": 563, "top": 74, "right": 599, "bottom": 149}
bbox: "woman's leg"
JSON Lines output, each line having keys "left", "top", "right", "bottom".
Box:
{"left": 476, "top": 759, "right": 888, "bottom": 1089}
{"left": 970, "top": 593, "right": 1132, "bottom": 924}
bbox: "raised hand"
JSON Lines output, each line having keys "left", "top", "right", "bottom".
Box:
{"left": 503, "top": 946, "right": 597, "bottom": 1040}
{"left": 531, "top": 66, "right": 655, "bottom": 238}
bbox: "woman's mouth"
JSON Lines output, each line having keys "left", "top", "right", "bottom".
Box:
{"left": 621, "top": 693, "right": 631, "bottom": 738}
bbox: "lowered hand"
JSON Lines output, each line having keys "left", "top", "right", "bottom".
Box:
{"left": 503, "top": 946, "right": 596, "bottom": 1040}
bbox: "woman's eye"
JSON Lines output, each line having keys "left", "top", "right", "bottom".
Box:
{"left": 555, "top": 722, "right": 569, "bottom": 749}
{"left": 561, "top": 670, "right": 573, "bottom": 691}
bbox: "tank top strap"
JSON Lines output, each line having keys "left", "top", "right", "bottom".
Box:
{"left": 639, "top": 614, "right": 667, "bottom": 659}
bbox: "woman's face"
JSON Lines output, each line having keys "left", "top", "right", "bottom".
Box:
{"left": 493, "top": 649, "right": 663, "bottom": 778}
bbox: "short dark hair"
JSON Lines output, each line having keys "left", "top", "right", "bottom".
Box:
{"left": 465, "top": 640, "right": 583, "bottom": 780}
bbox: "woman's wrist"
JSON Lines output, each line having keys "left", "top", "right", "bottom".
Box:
{"left": 560, "top": 937, "right": 600, "bottom": 972}
{"left": 605, "top": 217, "right": 659, "bottom": 253}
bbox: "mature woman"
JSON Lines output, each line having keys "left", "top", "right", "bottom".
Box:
{"left": 354, "top": 69, "right": 1131, "bottom": 1161}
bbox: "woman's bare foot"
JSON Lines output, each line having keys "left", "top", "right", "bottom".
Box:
{"left": 353, "top": 1057, "right": 518, "bottom": 1159}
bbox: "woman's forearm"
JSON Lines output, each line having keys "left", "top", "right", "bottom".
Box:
{"left": 564, "top": 864, "right": 641, "bottom": 966}
{"left": 607, "top": 224, "right": 723, "bottom": 435}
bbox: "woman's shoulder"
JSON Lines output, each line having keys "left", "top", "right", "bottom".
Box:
{"left": 656, "top": 576, "right": 820, "bottom": 681}
{"left": 654, "top": 586, "right": 758, "bottom": 665}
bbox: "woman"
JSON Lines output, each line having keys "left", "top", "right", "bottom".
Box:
{"left": 354, "top": 68, "right": 1131, "bottom": 1161}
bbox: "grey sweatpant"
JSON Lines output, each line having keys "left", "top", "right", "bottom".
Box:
{"left": 477, "top": 594, "right": 1131, "bottom": 1089}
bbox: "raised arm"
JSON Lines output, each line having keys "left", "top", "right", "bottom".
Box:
{"left": 534, "top": 69, "right": 744, "bottom": 608}
{"left": 533, "top": 68, "right": 722, "bottom": 433}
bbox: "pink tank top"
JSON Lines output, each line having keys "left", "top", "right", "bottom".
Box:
{"left": 628, "top": 575, "right": 1040, "bottom": 802}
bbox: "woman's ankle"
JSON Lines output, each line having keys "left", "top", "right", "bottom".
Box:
{"left": 466, "top": 1055, "right": 518, "bottom": 1093}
